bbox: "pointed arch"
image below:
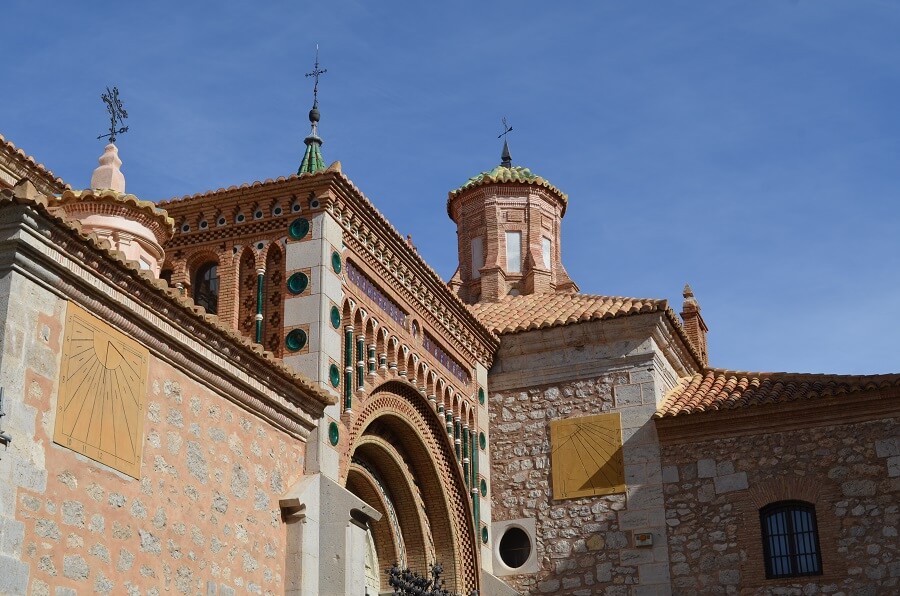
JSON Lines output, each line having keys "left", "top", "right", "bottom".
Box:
{"left": 237, "top": 247, "right": 257, "bottom": 339}
{"left": 263, "top": 242, "right": 284, "bottom": 356}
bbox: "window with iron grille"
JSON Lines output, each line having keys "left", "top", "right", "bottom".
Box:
{"left": 760, "top": 501, "right": 822, "bottom": 579}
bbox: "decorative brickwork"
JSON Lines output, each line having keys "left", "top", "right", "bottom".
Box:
{"left": 237, "top": 248, "right": 256, "bottom": 339}
{"left": 263, "top": 243, "right": 284, "bottom": 357}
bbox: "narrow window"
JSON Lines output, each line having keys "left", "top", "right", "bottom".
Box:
{"left": 541, "top": 237, "right": 552, "bottom": 269}
{"left": 193, "top": 262, "right": 219, "bottom": 314}
{"left": 470, "top": 237, "right": 484, "bottom": 279}
{"left": 506, "top": 231, "right": 522, "bottom": 274}
{"left": 760, "top": 501, "right": 822, "bottom": 579}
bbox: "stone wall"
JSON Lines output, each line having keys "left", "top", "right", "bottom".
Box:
{"left": 0, "top": 270, "right": 306, "bottom": 595}
{"left": 660, "top": 417, "right": 899, "bottom": 595}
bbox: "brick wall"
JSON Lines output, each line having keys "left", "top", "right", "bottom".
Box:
{"left": 660, "top": 417, "right": 899, "bottom": 594}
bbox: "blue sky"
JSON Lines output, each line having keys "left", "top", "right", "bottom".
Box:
{"left": 3, "top": 1, "right": 899, "bottom": 374}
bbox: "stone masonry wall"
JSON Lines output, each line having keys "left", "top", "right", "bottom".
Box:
{"left": 1, "top": 272, "right": 306, "bottom": 595}
{"left": 660, "top": 417, "right": 899, "bottom": 595}
{"left": 490, "top": 371, "right": 671, "bottom": 596}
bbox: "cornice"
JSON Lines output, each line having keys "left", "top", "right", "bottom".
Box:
{"left": 655, "top": 388, "right": 900, "bottom": 445}
{"left": 326, "top": 174, "right": 499, "bottom": 368}
{"left": 0, "top": 199, "right": 333, "bottom": 438}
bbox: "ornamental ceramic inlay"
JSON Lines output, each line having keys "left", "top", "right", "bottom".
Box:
{"left": 424, "top": 332, "right": 470, "bottom": 384}
{"left": 330, "top": 305, "right": 341, "bottom": 329}
{"left": 289, "top": 217, "right": 310, "bottom": 240}
{"left": 331, "top": 251, "right": 342, "bottom": 274}
{"left": 287, "top": 272, "right": 309, "bottom": 294}
{"left": 285, "top": 329, "right": 307, "bottom": 352}
{"left": 329, "top": 363, "right": 341, "bottom": 387}
{"left": 328, "top": 421, "right": 340, "bottom": 446}
{"left": 346, "top": 260, "right": 407, "bottom": 327}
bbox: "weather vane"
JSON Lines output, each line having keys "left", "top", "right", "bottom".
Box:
{"left": 305, "top": 45, "right": 327, "bottom": 108}
{"left": 97, "top": 86, "right": 129, "bottom": 143}
{"left": 498, "top": 117, "right": 513, "bottom": 140}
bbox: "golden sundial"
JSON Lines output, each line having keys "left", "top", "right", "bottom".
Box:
{"left": 54, "top": 303, "right": 148, "bottom": 479}
{"left": 550, "top": 412, "right": 625, "bottom": 500}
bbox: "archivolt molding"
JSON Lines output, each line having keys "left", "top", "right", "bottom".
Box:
{"left": 345, "top": 382, "right": 479, "bottom": 593}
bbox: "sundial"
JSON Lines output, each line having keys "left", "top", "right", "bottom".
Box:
{"left": 54, "top": 303, "right": 148, "bottom": 478}
{"left": 550, "top": 412, "right": 625, "bottom": 500}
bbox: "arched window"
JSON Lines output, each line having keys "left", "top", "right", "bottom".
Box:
{"left": 760, "top": 501, "right": 822, "bottom": 579}
{"left": 193, "top": 262, "right": 219, "bottom": 314}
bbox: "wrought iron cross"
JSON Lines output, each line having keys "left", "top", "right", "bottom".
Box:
{"left": 305, "top": 45, "right": 327, "bottom": 108}
{"left": 497, "top": 117, "right": 513, "bottom": 140}
{"left": 97, "top": 86, "right": 129, "bottom": 143}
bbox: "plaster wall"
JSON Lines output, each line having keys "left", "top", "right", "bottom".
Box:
{"left": 0, "top": 270, "right": 308, "bottom": 595}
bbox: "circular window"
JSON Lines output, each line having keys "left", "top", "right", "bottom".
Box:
{"left": 217, "top": 217, "right": 227, "bottom": 226}
{"left": 498, "top": 527, "right": 531, "bottom": 569}
{"left": 199, "top": 220, "right": 208, "bottom": 229}
{"left": 291, "top": 203, "right": 301, "bottom": 212}
{"left": 254, "top": 210, "right": 263, "bottom": 220}
{"left": 181, "top": 223, "right": 190, "bottom": 233}
{"left": 310, "top": 199, "right": 320, "bottom": 208}
{"left": 236, "top": 213, "right": 245, "bottom": 223}
{"left": 273, "top": 206, "right": 283, "bottom": 216}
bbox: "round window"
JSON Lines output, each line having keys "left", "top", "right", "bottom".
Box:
{"left": 498, "top": 527, "right": 531, "bottom": 569}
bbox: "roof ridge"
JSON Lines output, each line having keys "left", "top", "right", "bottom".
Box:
{"left": 703, "top": 367, "right": 900, "bottom": 379}
{"left": 1, "top": 132, "right": 70, "bottom": 191}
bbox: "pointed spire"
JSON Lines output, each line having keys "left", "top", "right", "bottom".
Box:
{"left": 498, "top": 117, "right": 513, "bottom": 167}
{"left": 500, "top": 139, "right": 512, "bottom": 168}
{"left": 298, "top": 46, "right": 327, "bottom": 175}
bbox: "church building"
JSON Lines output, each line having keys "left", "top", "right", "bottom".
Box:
{"left": 0, "top": 84, "right": 897, "bottom": 595}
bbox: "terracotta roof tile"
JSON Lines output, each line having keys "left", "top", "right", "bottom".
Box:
{"left": 470, "top": 292, "right": 668, "bottom": 335}
{"left": 0, "top": 133, "right": 70, "bottom": 193}
{"left": 656, "top": 368, "right": 900, "bottom": 418}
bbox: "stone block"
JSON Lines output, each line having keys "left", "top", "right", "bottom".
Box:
{"left": 714, "top": 472, "right": 748, "bottom": 494}
{"left": 888, "top": 456, "right": 900, "bottom": 478}
{"left": 596, "top": 561, "right": 612, "bottom": 582}
{"left": 627, "top": 484, "right": 664, "bottom": 510}
{"left": 697, "top": 459, "right": 716, "bottom": 478}
{"left": 0, "top": 554, "right": 29, "bottom": 594}
{"left": 661, "top": 465, "right": 679, "bottom": 484}
{"left": 619, "top": 509, "right": 665, "bottom": 530}
{"left": 638, "top": 562, "right": 670, "bottom": 583}
{"left": 614, "top": 384, "right": 642, "bottom": 408}
{"left": 842, "top": 479, "right": 876, "bottom": 497}
{"left": 875, "top": 438, "right": 898, "bottom": 458}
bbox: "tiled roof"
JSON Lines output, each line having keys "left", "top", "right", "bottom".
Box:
{"left": 656, "top": 368, "right": 900, "bottom": 418}
{"left": 447, "top": 165, "right": 568, "bottom": 217}
{"left": 0, "top": 182, "right": 335, "bottom": 409}
{"left": 470, "top": 292, "right": 668, "bottom": 335}
{"left": 52, "top": 188, "right": 175, "bottom": 243}
{"left": 0, "top": 133, "right": 69, "bottom": 193}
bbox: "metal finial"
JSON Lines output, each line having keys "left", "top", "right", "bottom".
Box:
{"left": 305, "top": 45, "right": 327, "bottom": 110}
{"left": 97, "top": 86, "right": 129, "bottom": 143}
{"left": 498, "top": 117, "right": 513, "bottom": 167}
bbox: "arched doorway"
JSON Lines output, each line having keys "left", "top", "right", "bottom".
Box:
{"left": 343, "top": 380, "right": 479, "bottom": 594}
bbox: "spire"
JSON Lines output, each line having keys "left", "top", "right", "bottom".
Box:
{"left": 500, "top": 139, "right": 512, "bottom": 168}
{"left": 498, "top": 117, "right": 513, "bottom": 167}
{"left": 298, "top": 46, "right": 327, "bottom": 175}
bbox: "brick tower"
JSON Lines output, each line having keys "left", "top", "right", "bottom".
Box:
{"left": 447, "top": 140, "right": 577, "bottom": 304}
